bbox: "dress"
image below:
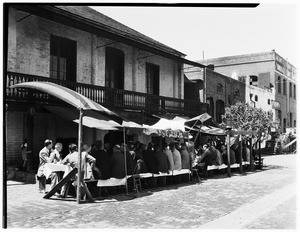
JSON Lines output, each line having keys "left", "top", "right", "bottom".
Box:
{"left": 173, "top": 148, "right": 182, "bottom": 171}
{"left": 164, "top": 148, "right": 174, "bottom": 171}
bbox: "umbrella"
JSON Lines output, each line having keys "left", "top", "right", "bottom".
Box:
{"left": 11, "top": 81, "right": 124, "bottom": 203}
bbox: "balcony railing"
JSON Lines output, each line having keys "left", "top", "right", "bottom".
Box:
{"left": 6, "top": 72, "right": 207, "bottom": 117}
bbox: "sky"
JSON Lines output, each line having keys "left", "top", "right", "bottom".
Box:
{"left": 91, "top": 2, "right": 298, "bottom": 65}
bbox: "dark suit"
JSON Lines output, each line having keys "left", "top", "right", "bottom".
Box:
{"left": 91, "top": 149, "right": 111, "bottom": 180}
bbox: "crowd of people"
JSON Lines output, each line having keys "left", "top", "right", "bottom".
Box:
{"left": 35, "top": 137, "right": 252, "bottom": 195}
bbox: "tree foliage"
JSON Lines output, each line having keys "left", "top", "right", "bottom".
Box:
{"left": 221, "top": 102, "right": 276, "bottom": 141}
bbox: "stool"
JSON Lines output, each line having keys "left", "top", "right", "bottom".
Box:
{"left": 132, "top": 174, "right": 142, "bottom": 194}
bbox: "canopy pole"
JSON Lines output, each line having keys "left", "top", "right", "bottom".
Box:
{"left": 239, "top": 135, "right": 243, "bottom": 173}
{"left": 77, "top": 108, "right": 83, "bottom": 204}
{"left": 123, "top": 127, "right": 128, "bottom": 194}
{"left": 193, "top": 124, "right": 202, "bottom": 145}
{"left": 226, "top": 133, "right": 231, "bottom": 177}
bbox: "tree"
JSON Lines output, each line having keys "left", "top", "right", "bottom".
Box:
{"left": 221, "top": 102, "right": 276, "bottom": 145}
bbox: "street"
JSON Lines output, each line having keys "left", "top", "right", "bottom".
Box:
{"left": 6, "top": 154, "right": 298, "bottom": 229}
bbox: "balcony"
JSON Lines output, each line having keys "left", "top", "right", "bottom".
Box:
{"left": 6, "top": 72, "right": 207, "bottom": 117}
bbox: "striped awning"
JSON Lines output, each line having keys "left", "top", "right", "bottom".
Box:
{"left": 11, "top": 81, "right": 123, "bottom": 123}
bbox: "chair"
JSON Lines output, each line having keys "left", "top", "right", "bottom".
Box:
{"left": 192, "top": 167, "right": 201, "bottom": 183}
{"left": 132, "top": 160, "right": 143, "bottom": 194}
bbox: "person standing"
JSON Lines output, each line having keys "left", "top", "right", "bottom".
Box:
{"left": 21, "top": 139, "right": 31, "bottom": 171}
{"left": 37, "top": 139, "right": 53, "bottom": 194}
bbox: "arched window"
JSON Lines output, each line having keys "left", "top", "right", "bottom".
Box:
{"left": 289, "top": 82, "right": 292, "bottom": 97}
{"left": 206, "top": 97, "right": 214, "bottom": 118}
{"left": 294, "top": 84, "right": 296, "bottom": 99}
{"left": 216, "top": 100, "right": 225, "bottom": 123}
{"left": 283, "top": 118, "right": 286, "bottom": 133}
{"left": 290, "top": 113, "right": 292, "bottom": 128}
{"left": 234, "top": 89, "right": 240, "bottom": 97}
{"left": 228, "top": 95, "right": 231, "bottom": 105}
{"left": 283, "top": 79, "right": 287, "bottom": 95}
{"left": 277, "top": 76, "right": 281, "bottom": 93}
{"left": 294, "top": 120, "right": 296, "bottom": 127}
{"left": 217, "top": 84, "right": 223, "bottom": 93}
{"left": 255, "top": 95, "right": 258, "bottom": 101}
{"left": 278, "top": 110, "right": 282, "bottom": 127}
{"left": 267, "top": 99, "right": 270, "bottom": 105}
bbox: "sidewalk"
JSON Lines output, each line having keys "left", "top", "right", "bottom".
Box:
{"left": 5, "top": 154, "right": 297, "bottom": 229}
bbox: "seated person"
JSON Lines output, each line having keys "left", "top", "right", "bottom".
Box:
{"left": 210, "top": 145, "right": 223, "bottom": 165}
{"left": 60, "top": 144, "right": 96, "bottom": 197}
{"left": 121, "top": 143, "right": 134, "bottom": 176}
{"left": 194, "top": 144, "right": 213, "bottom": 177}
{"left": 221, "top": 145, "right": 236, "bottom": 165}
{"left": 142, "top": 142, "right": 159, "bottom": 174}
{"left": 169, "top": 142, "right": 182, "bottom": 171}
{"left": 90, "top": 140, "right": 110, "bottom": 180}
{"left": 153, "top": 144, "right": 169, "bottom": 173}
{"left": 180, "top": 143, "right": 191, "bottom": 169}
{"left": 110, "top": 144, "right": 126, "bottom": 178}
{"left": 163, "top": 142, "right": 174, "bottom": 172}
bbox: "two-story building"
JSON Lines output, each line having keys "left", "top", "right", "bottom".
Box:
{"left": 199, "top": 50, "right": 297, "bottom": 133}
{"left": 5, "top": 5, "right": 207, "bottom": 166}
{"left": 184, "top": 65, "right": 246, "bottom": 123}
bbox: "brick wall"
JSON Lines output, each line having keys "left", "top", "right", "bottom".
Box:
{"left": 5, "top": 111, "right": 24, "bottom": 165}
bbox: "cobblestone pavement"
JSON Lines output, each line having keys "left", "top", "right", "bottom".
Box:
{"left": 5, "top": 154, "right": 298, "bottom": 229}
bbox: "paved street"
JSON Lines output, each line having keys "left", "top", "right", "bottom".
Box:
{"left": 5, "top": 154, "right": 298, "bottom": 229}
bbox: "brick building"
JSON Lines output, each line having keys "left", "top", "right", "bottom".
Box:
{"left": 199, "top": 51, "right": 297, "bottom": 133}
{"left": 184, "top": 66, "right": 245, "bottom": 123}
{"left": 5, "top": 5, "right": 207, "bottom": 166}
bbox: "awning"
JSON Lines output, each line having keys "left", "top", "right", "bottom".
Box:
{"left": 143, "top": 116, "right": 189, "bottom": 139}
{"left": 11, "top": 81, "right": 123, "bottom": 123}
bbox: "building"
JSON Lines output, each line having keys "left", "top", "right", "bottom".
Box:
{"left": 5, "top": 5, "right": 207, "bottom": 166}
{"left": 199, "top": 50, "right": 297, "bottom": 133}
{"left": 184, "top": 65, "right": 245, "bottom": 123}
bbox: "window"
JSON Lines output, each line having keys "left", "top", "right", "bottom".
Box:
{"left": 277, "top": 76, "right": 281, "bottom": 93}
{"left": 206, "top": 97, "right": 214, "bottom": 118}
{"left": 294, "top": 84, "right": 296, "bottom": 99}
{"left": 283, "top": 79, "right": 287, "bottom": 95}
{"left": 289, "top": 82, "right": 292, "bottom": 97}
{"left": 216, "top": 100, "right": 225, "bottom": 123}
{"left": 283, "top": 118, "right": 286, "bottom": 133}
{"left": 50, "top": 35, "right": 77, "bottom": 81}
{"left": 146, "top": 63, "right": 160, "bottom": 95}
{"left": 268, "top": 99, "right": 270, "bottom": 105}
{"left": 294, "top": 120, "right": 296, "bottom": 127}
{"left": 105, "top": 47, "right": 124, "bottom": 89}
{"left": 255, "top": 95, "right": 258, "bottom": 101}
{"left": 290, "top": 113, "right": 293, "bottom": 128}
{"left": 234, "top": 89, "right": 240, "bottom": 97}
{"left": 228, "top": 95, "right": 231, "bottom": 105}
{"left": 278, "top": 110, "right": 282, "bottom": 127}
{"left": 249, "top": 75, "right": 258, "bottom": 86}
{"left": 217, "top": 83, "right": 223, "bottom": 93}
